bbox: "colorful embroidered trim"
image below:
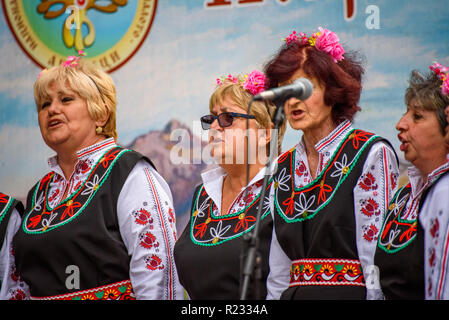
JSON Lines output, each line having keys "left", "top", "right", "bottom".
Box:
{"left": 0, "top": 193, "right": 14, "bottom": 225}
{"left": 377, "top": 184, "right": 416, "bottom": 254}
{"left": 289, "top": 258, "right": 365, "bottom": 287}
{"left": 31, "top": 280, "right": 135, "bottom": 300}
{"left": 190, "top": 180, "right": 272, "bottom": 246}
{"left": 274, "top": 129, "right": 379, "bottom": 223}
{"left": 23, "top": 147, "right": 130, "bottom": 234}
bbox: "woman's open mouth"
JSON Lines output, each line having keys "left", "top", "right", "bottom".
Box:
{"left": 290, "top": 109, "right": 305, "bottom": 120}
{"left": 48, "top": 119, "right": 63, "bottom": 129}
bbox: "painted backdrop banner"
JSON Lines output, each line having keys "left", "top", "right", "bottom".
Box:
{"left": 1, "top": 0, "right": 448, "bottom": 231}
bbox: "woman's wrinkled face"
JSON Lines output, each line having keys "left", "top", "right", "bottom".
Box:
{"left": 396, "top": 99, "right": 448, "bottom": 171}
{"left": 37, "top": 81, "right": 100, "bottom": 153}
{"left": 281, "top": 68, "right": 332, "bottom": 132}
{"left": 208, "top": 95, "right": 265, "bottom": 165}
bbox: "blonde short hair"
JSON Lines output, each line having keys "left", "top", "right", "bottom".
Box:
{"left": 209, "top": 78, "right": 286, "bottom": 154}
{"left": 34, "top": 59, "right": 117, "bottom": 140}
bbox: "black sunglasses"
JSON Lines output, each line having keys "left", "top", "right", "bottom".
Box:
{"left": 200, "top": 112, "right": 255, "bottom": 130}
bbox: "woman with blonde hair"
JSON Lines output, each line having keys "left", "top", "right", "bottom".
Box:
{"left": 174, "top": 70, "right": 286, "bottom": 299}
{"left": 13, "top": 54, "right": 182, "bottom": 300}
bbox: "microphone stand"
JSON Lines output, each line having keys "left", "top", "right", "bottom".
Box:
{"left": 239, "top": 98, "right": 285, "bottom": 300}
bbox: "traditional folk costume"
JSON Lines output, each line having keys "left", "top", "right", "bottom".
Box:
{"left": 375, "top": 161, "right": 449, "bottom": 299}
{"left": 13, "top": 138, "right": 182, "bottom": 300}
{"left": 0, "top": 193, "right": 29, "bottom": 299}
{"left": 174, "top": 166, "right": 273, "bottom": 299}
{"left": 267, "top": 120, "right": 399, "bottom": 299}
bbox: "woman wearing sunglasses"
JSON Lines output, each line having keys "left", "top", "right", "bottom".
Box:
{"left": 263, "top": 28, "right": 399, "bottom": 300}
{"left": 174, "top": 71, "right": 286, "bottom": 299}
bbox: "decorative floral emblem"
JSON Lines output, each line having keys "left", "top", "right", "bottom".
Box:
{"left": 3, "top": 1, "right": 158, "bottom": 72}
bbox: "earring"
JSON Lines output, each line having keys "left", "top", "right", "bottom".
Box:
{"left": 96, "top": 126, "right": 103, "bottom": 135}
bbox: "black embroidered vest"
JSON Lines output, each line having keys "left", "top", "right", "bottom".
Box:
{"left": 174, "top": 181, "right": 273, "bottom": 299}
{"left": 273, "top": 129, "right": 388, "bottom": 299}
{"left": 374, "top": 183, "right": 425, "bottom": 299}
{"left": 0, "top": 193, "right": 24, "bottom": 249}
{"left": 13, "top": 147, "right": 153, "bottom": 298}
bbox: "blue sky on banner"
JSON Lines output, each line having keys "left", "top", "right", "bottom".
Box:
{"left": 0, "top": 0, "right": 448, "bottom": 197}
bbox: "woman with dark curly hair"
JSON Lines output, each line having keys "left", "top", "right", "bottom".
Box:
{"left": 264, "top": 28, "right": 399, "bottom": 300}
{"left": 375, "top": 63, "right": 449, "bottom": 299}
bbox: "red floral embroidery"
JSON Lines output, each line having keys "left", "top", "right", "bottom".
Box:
{"left": 145, "top": 254, "right": 164, "bottom": 271}
{"left": 295, "top": 161, "right": 307, "bottom": 178}
{"left": 168, "top": 208, "right": 175, "bottom": 224}
{"left": 234, "top": 214, "right": 256, "bottom": 232}
{"left": 75, "top": 159, "right": 92, "bottom": 175}
{"left": 363, "top": 224, "right": 379, "bottom": 242}
{"left": 358, "top": 172, "right": 378, "bottom": 191}
{"left": 60, "top": 201, "right": 82, "bottom": 221}
{"left": 399, "top": 223, "right": 417, "bottom": 242}
{"left": 40, "top": 172, "right": 54, "bottom": 190}
{"left": 194, "top": 222, "right": 208, "bottom": 238}
{"left": 0, "top": 193, "right": 8, "bottom": 203}
{"left": 430, "top": 218, "right": 439, "bottom": 238}
{"left": 48, "top": 189, "right": 60, "bottom": 203}
{"left": 139, "top": 231, "right": 160, "bottom": 250}
{"left": 318, "top": 182, "right": 333, "bottom": 204}
{"left": 360, "top": 198, "right": 380, "bottom": 217}
{"left": 10, "top": 289, "right": 27, "bottom": 300}
{"left": 133, "top": 208, "right": 153, "bottom": 226}
{"left": 282, "top": 197, "right": 295, "bottom": 216}
{"left": 27, "top": 215, "right": 42, "bottom": 229}
{"left": 390, "top": 172, "right": 398, "bottom": 191}
{"left": 100, "top": 150, "right": 120, "bottom": 168}
{"left": 429, "top": 247, "right": 436, "bottom": 267}
{"left": 351, "top": 130, "right": 371, "bottom": 149}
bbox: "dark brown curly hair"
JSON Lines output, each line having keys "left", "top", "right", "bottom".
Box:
{"left": 263, "top": 39, "right": 365, "bottom": 125}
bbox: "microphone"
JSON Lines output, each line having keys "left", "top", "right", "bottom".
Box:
{"left": 253, "top": 78, "right": 313, "bottom": 102}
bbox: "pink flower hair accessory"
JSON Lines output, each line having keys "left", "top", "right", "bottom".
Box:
{"left": 283, "top": 27, "right": 345, "bottom": 63}
{"left": 216, "top": 70, "right": 267, "bottom": 96}
{"left": 37, "top": 50, "right": 88, "bottom": 78}
{"left": 429, "top": 61, "right": 449, "bottom": 95}
{"left": 62, "top": 50, "right": 87, "bottom": 68}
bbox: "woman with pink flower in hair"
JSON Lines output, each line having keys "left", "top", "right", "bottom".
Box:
{"left": 174, "top": 70, "right": 286, "bottom": 299}
{"left": 13, "top": 53, "right": 182, "bottom": 300}
{"left": 263, "top": 27, "right": 399, "bottom": 299}
{"left": 375, "top": 63, "right": 449, "bottom": 299}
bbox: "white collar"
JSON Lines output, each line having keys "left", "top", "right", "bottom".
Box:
{"left": 46, "top": 138, "right": 117, "bottom": 176}
{"left": 407, "top": 160, "right": 449, "bottom": 198}
{"left": 296, "top": 120, "right": 353, "bottom": 155}
{"left": 201, "top": 165, "right": 268, "bottom": 211}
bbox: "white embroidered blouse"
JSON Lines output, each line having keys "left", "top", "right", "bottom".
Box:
{"left": 41, "top": 138, "right": 183, "bottom": 299}
{"left": 266, "top": 120, "right": 399, "bottom": 300}
{"left": 0, "top": 208, "right": 29, "bottom": 300}
{"left": 415, "top": 161, "right": 449, "bottom": 299}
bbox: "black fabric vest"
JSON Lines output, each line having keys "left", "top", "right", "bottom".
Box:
{"left": 375, "top": 184, "right": 424, "bottom": 299}
{"left": 174, "top": 181, "right": 273, "bottom": 299}
{"left": 0, "top": 193, "right": 24, "bottom": 249}
{"left": 375, "top": 170, "right": 449, "bottom": 299}
{"left": 13, "top": 147, "right": 153, "bottom": 297}
{"left": 273, "top": 129, "right": 389, "bottom": 299}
